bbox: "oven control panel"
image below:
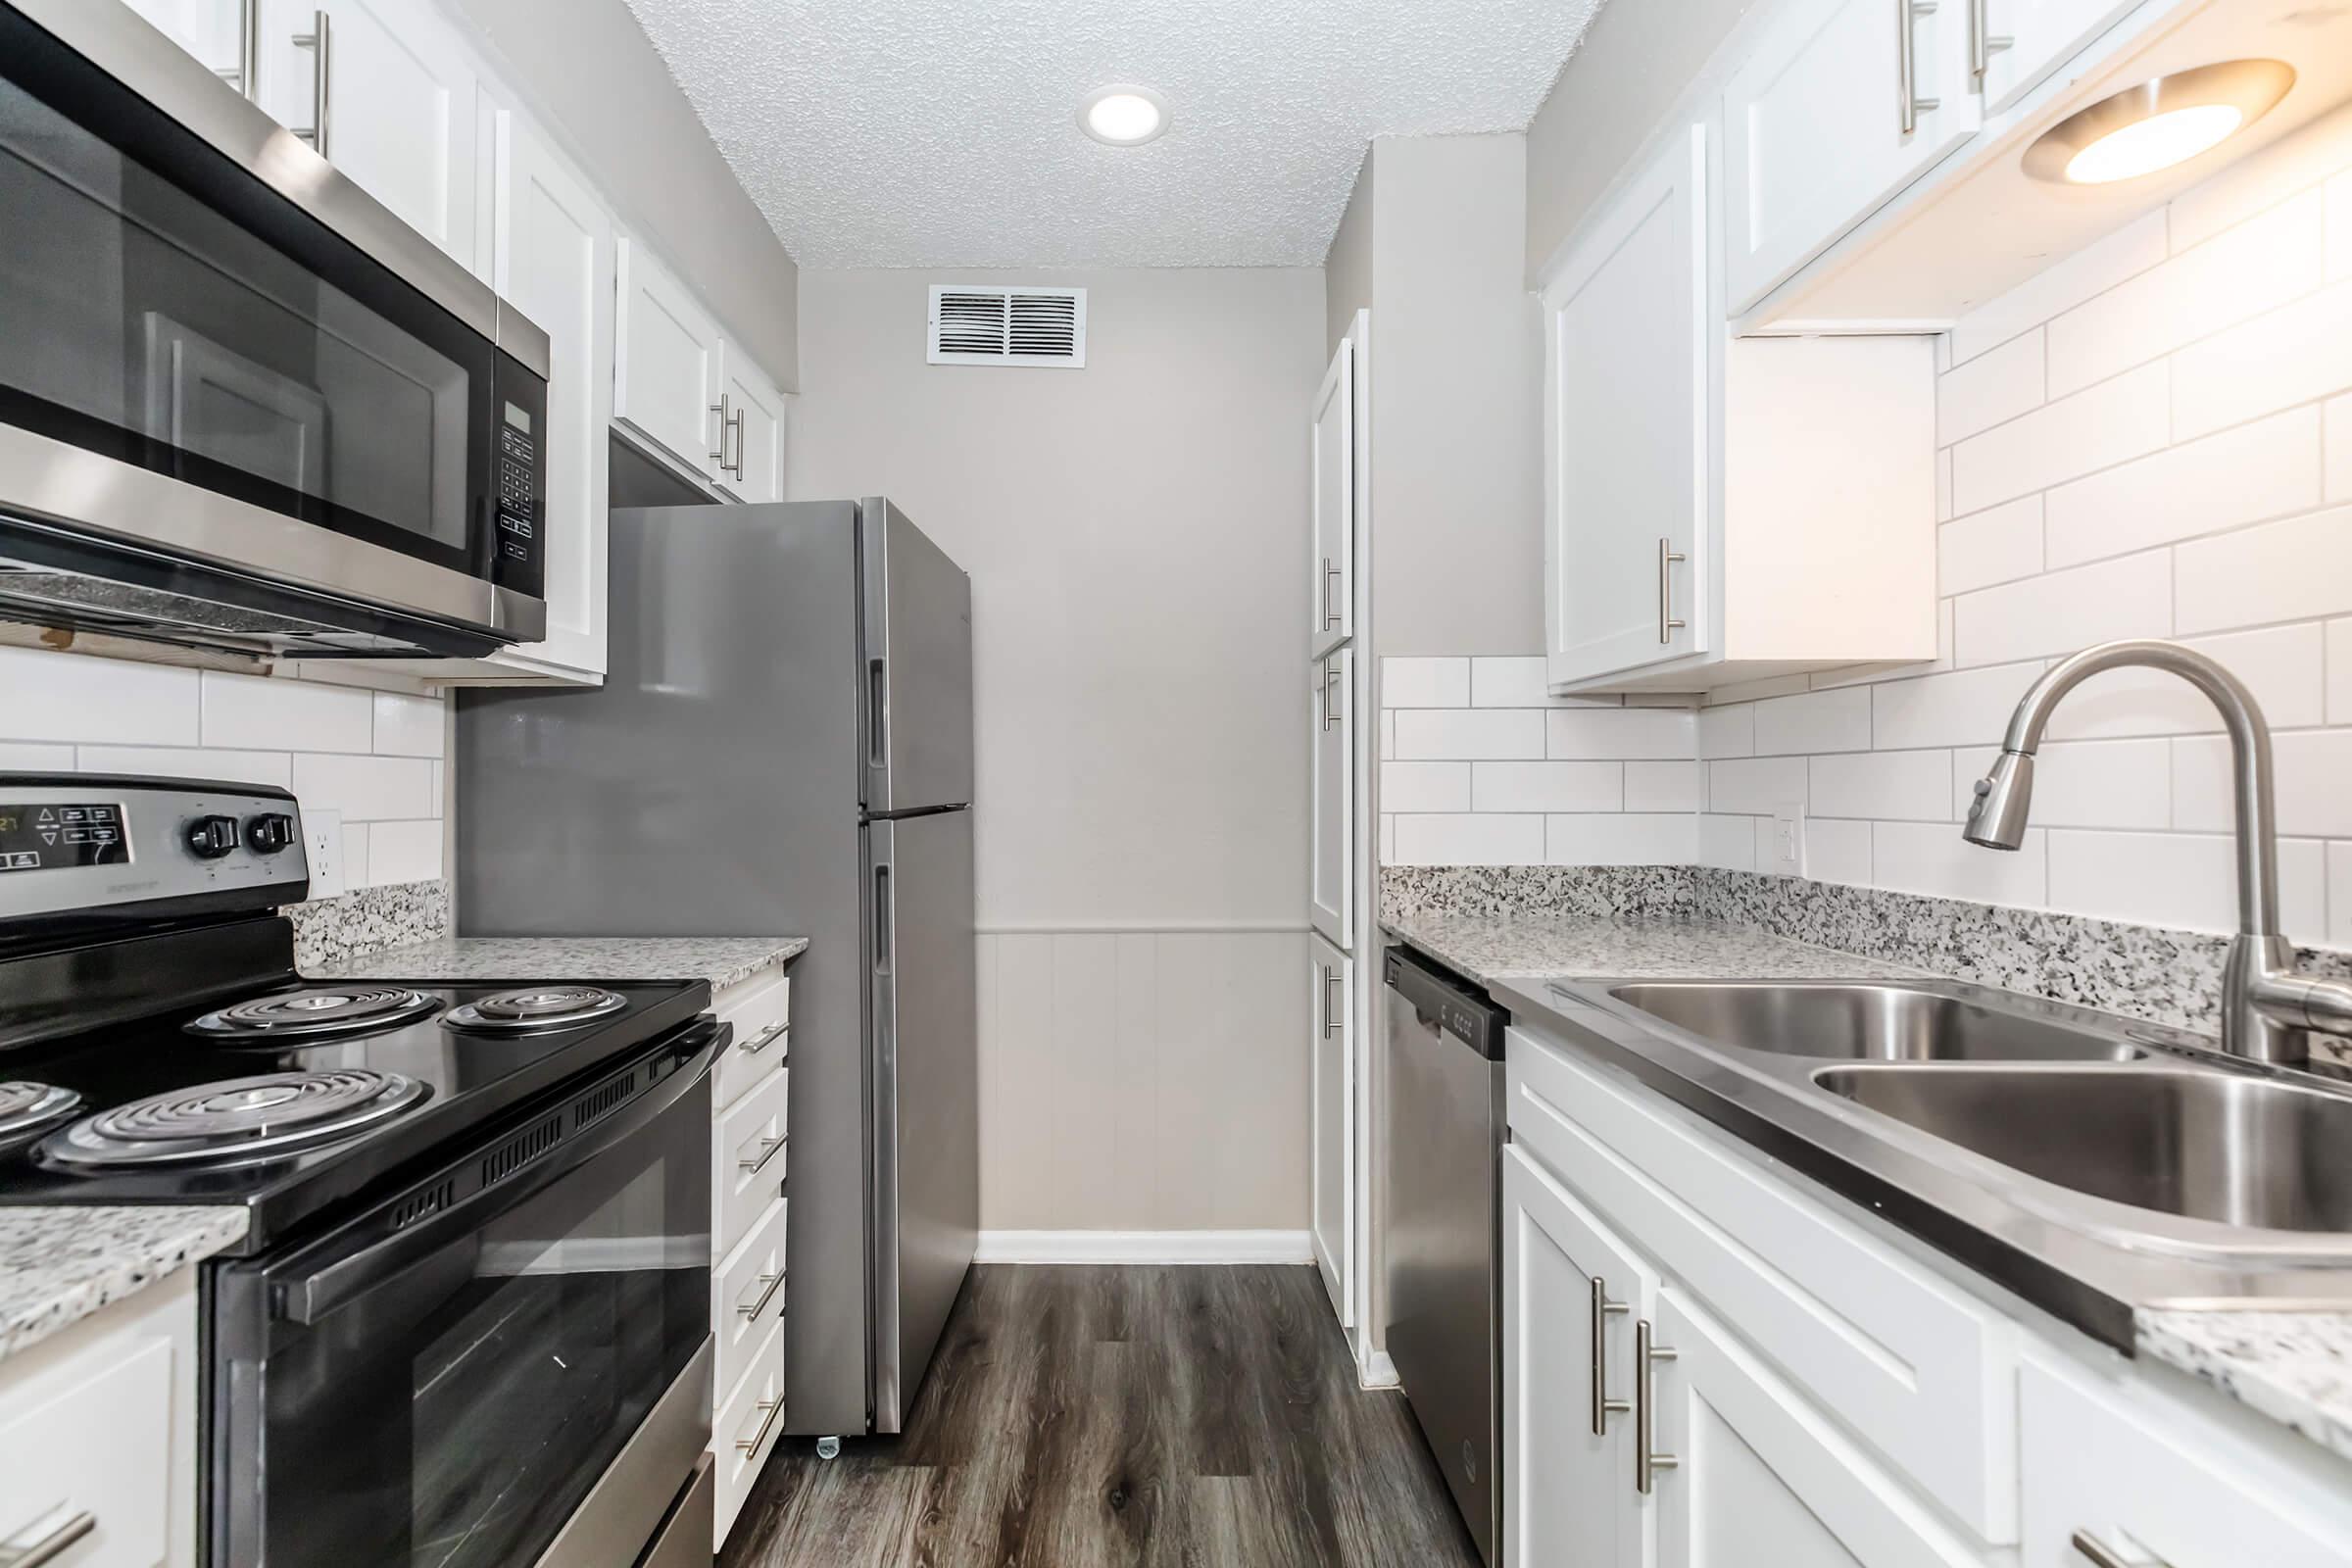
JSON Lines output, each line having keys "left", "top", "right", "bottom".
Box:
{"left": 0, "top": 775, "right": 310, "bottom": 926}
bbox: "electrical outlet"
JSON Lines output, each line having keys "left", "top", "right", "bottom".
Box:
{"left": 1770, "top": 801, "right": 1804, "bottom": 875}
{"left": 304, "top": 808, "right": 344, "bottom": 899}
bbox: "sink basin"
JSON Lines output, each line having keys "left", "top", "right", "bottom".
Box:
{"left": 1608, "top": 981, "right": 2145, "bottom": 1063}
{"left": 1816, "top": 1065, "right": 2352, "bottom": 1232}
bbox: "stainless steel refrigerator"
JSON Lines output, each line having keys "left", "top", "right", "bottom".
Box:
{"left": 455, "top": 496, "right": 978, "bottom": 1442}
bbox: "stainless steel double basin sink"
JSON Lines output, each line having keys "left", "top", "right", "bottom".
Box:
{"left": 1573, "top": 980, "right": 2352, "bottom": 1259}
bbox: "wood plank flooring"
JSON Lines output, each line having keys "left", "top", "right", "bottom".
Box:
{"left": 719, "top": 1265, "right": 1484, "bottom": 1568}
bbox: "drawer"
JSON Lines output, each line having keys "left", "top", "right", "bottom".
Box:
{"left": 0, "top": 1332, "right": 175, "bottom": 1567}
{"left": 712, "top": 971, "right": 790, "bottom": 1114}
{"left": 711, "top": 1311, "right": 787, "bottom": 1547}
{"left": 2021, "top": 1348, "right": 2352, "bottom": 1568}
{"left": 713, "top": 1056, "right": 790, "bottom": 1259}
{"left": 713, "top": 1194, "right": 788, "bottom": 1404}
{"left": 1506, "top": 1024, "right": 2019, "bottom": 1544}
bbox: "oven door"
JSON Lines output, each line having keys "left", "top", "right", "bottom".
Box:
{"left": 0, "top": 3, "right": 547, "bottom": 657}
{"left": 208, "top": 1025, "right": 716, "bottom": 1568}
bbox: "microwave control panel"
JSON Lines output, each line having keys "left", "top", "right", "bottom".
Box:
{"left": 490, "top": 361, "right": 547, "bottom": 603}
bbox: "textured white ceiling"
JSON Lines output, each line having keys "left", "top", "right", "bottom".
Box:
{"left": 619, "top": 0, "right": 1604, "bottom": 268}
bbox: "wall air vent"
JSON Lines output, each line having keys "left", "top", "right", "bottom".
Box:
{"left": 927, "top": 286, "right": 1087, "bottom": 368}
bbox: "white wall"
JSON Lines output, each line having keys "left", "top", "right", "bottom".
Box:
{"left": 0, "top": 648, "right": 448, "bottom": 892}
{"left": 1694, "top": 105, "right": 2352, "bottom": 947}
{"left": 789, "top": 267, "right": 1324, "bottom": 1234}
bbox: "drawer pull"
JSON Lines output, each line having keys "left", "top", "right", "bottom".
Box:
{"left": 0, "top": 1506, "right": 96, "bottom": 1568}
{"left": 738, "top": 1269, "right": 784, "bottom": 1321}
{"left": 1589, "top": 1276, "right": 1631, "bottom": 1435}
{"left": 1635, "top": 1319, "right": 1678, "bottom": 1495}
{"left": 736, "top": 1394, "right": 786, "bottom": 1457}
{"left": 738, "top": 1020, "right": 787, "bottom": 1055}
{"left": 2072, "top": 1532, "right": 2163, "bottom": 1568}
{"left": 739, "top": 1135, "right": 786, "bottom": 1177}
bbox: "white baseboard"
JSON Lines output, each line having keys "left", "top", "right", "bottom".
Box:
{"left": 973, "top": 1229, "right": 1315, "bottom": 1265}
{"left": 1361, "top": 1348, "right": 1399, "bottom": 1389}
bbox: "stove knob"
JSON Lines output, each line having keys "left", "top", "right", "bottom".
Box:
{"left": 245, "top": 812, "right": 296, "bottom": 856}
{"left": 185, "top": 814, "right": 239, "bottom": 859}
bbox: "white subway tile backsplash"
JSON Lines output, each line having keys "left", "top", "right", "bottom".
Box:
{"left": 1872, "top": 662, "right": 2047, "bottom": 750}
{"left": 2335, "top": 841, "right": 2352, "bottom": 947}
{"left": 1624, "top": 760, "right": 1701, "bottom": 811}
{"left": 1936, "top": 446, "right": 1953, "bottom": 522}
{"left": 1698, "top": 814, "right": 1756, "bottom": 871}
{"left": 2175, "top": 505, "right": 2352, "bottom": 634}
{"left": 1393, "top": 813, "right": 1544, "bottom": 865}
{"left": 1381, "top": 760, "right": 1472, "bottom": 813}
{"left": 2041, "top": 622, "right": 2324, "bottom": 738}
{"left": 1469, "top": 657, "right": 1544, "bottom": 708}
{"left": 1697, "top": 703, "right": 1755, "bottom": 759}
{"left": 200, "top": 671, "right": 371, "bottom": 755}
{"left": 1952, "top": 550, "right": 2171, "bottom": 667}
{"left": 2328, "top": 171, "right": 2351, "bottom": 282}
{"left": 2174, "top": 728, "right": 2352, "bottom": 839}
{"left": 291, "top": 754, "right": 436, "bottom": 823}
{"left": 1874, "top": 820, "right": 2046, "bottom": 906}
{"left": 2331, "top": 618, "right": 2352, "bottom": 724}
{"left": 1472, "top": 760, "right": 1621, "bottom": 813}
{"left": 1751, "top": 686, "right": 1871, "bottom": 756}
{"left": 1545, "top": 813, "right": 1696, "bottom": 865}
{"left": 1546, "top": 706, "right": 1693, "bottom": 760}
{"left": 1937, "top": 328, "right": 2043, "bottom": 444}
{"left": 1379, "top": 710, "right": 1396, "bottom": 760}
{"left": 2172, "top": 279, "right": 2352, "bottom": 440}
{"left": 1393, "top": 709, "right": 1545, "bottom": 760}
{"left": 2046, "top": 830, "right": 2245, "bottom": 935}
{"left": 341, "top": 821, "right": 370, "bottom": 890}
{"left": 1937, "top": 497, "right": 2043, "bottom": 596}
{"left": 1382, "top": 657, "right": 1471, "bottom": 708}
{"left": 1950, "top": 361, "right": 2170, "bottom": 515}
{"left": 2170, "top": 99, "right": 2352, "bottom": 253}
{"left": 2041, "top": 408, "right": 2323, "bottom": 568}
{"left": 1706, "top": 756, "right": 1807, "bottom": 815}
{"left": 1810, "top": 750, "right": 1951, "bottom": 821}
{"left": 2327, "top": 394, "right": 2352, "bottom": 503}
{"left": 0, "top": 743, "right": 74, "bottom": 770}
{"left": 76, "top": 746, "right": 292, "bottom": 790}
{"left": 1954, "top": 739, "right": 2170, "bottom": 830}
{"left": 1805, "top": 817, "right": 1873, "bottom": 885}
{"left": 2046, "top": 191, "right": 2324, "bottom": 398}
{"left": 1379, "top": 813, "right": 1396, "bottom": 864}
{"left": 368, "top": 820, "right": 444, "bottom": 885}
{"left": 0, "top": 648, "right": 197, "bottom": 747}
{"left": 371, "top": 692, "right": 447, "bottom": 759}
{"left": 1950, "top": 211, "right": 2167, "bottom": 365}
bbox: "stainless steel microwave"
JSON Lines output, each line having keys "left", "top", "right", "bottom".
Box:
{"left": 0, "top": 1, "right": 549, "bottom": 660}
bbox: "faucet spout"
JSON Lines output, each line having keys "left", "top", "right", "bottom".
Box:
{"left": 1959, "top": 638, "right": 2336, "bottom": 1066}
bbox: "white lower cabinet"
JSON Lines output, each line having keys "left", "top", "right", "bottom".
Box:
{"left": 1310, "top": 644, "right": 1353, "bottom": 948}
{"left": 1310, "top": 934, "right": 1354, "bottom": 1325}
{"left": 1502, "top": 1144, "right": 1654, "bottom": 1568}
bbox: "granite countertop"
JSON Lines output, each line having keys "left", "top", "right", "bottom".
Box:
{"left": 1383, "top": 905, "right": 2352, "bottom": 1466}
{"left": 1381, "top": 907, "right": 1926, "bottom": 986}
{"left": 311, "top": 935, "right": 808, "bottom": 991}
{"left": 2, "top": 1207, "right": 249, "bottom": 1364}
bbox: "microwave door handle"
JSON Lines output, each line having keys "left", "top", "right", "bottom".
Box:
{"left": 275, "top": 1020, "right": 722, "bottom": 1327}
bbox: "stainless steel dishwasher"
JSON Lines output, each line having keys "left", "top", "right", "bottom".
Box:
{"left": 1383, "top": 944, "right": 1509, "bottom": 1568}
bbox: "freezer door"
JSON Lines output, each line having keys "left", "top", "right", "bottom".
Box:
{"left": 860, "top": 498, "right": 975, "bottom": 814}
{"left": 865, "top": 807, "right": 979, "bottom": 1430}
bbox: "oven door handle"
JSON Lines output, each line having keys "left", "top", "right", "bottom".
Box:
{"left": 275, "top": 1020, "right": 724, "bottom": 1327}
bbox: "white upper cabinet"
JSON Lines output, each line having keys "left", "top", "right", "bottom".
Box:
{"left": 258, "top": 0, "right": 480, "bottom": 272}
{"left": 1974, "top": 0, "right": 2142, "bottom": 112}
{"left": 1310, "top": 331, "right": 1356, "bottom": 648}
{"left": 713, "top": 350, "right": 787, "bottom": 506}
{"left": 614, "top": 238, "right": 725, "bottom": 487}
{"left": 1544, "top": 123, "right": 1711, "bottom": 689}
{"left": 122, "top": 0, "right": 251, "bottom": 86}
{"left": 1309, "top": 933, "right": 1354, "bottom": 1327}
{"left": 1722, "top": 0, "right": 1980, "bottom": 313}
{"left": 1309, "top": 643, "right": 1352, "bottom": 950}
{"left": 490, "top": 111, "right": 613, "bottom": 681}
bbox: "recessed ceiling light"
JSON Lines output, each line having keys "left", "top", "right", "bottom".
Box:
{"left": 1079, "top": 84, "right": 1169, "bottom": 146}
{"left": 2023, "top": 59, "right": 2294, "bottom": 184}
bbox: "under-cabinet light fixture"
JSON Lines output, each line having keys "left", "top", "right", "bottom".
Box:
{"left": 2023, "top": 59, "right": 2294, "bottom": 184}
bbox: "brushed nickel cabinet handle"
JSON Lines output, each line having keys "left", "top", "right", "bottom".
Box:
{"left": 737, "top": 1269, "right": 784, "bottom": 1321}
{"left": 1321, "top": 556, "right": 1344, "bottom": 630}
{"left": 214, "top": 0, "right": 259, "bottom": 99}
{"left": 0, "top": 1507, "right": 96, "bottom": 1568}
{"left": 738, "top": 1020, "right": 786, "bottom": 1054}
{"left": 736, "top": 1393, "right": 786, "bottom": 1456}
{"left": 1321, "top": 966, "right": 1344, "bottom": 1037}
{"left": 1897, "top": 0, "right": 1941, "bottom": 133}
{"left": 1657, "top": 537, "right": 1688, "bottom": 644}
{"left": 1969, "top": 0, "right": 2012, "bottom": 79}
{"left": 1318, "top": 659, "right": 1342, "bottom": 731}
{"left": 739, "top": 1134, "right": 785, "bottom": 1176}
{"left": 2072, "top": 1532, "right": 2164, "bottom": 1568}
{"left": 1635, "top": 1318, "right": 1678, "bottom": 1494}
{"left": 1590, "top": 1276, "right": 1631, "bottom": 1435}
{"left": 292, "top": 11, "right": 331, "bottom": 156}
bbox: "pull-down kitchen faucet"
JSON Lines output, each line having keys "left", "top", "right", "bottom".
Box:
{"left": 1962, "top": 638, "right": 2352, "bottom": 1067}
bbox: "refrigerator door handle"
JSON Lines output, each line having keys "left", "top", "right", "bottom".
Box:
{"left": 873, "top": 863, "right": 893, "bottom": 973}
{"left": 866, "top": 659, "right": 889, "bottom": 769}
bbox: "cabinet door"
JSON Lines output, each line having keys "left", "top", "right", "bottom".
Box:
{"left": 1310, "top": 333, "right": 1355, "bottom": 644}
{"left": 260, "top": 0, "right": 480, "bottom": 270}
{"left": 1544, "top": 123, "right": 1711, "bottom": 689}
{"left": 1503, "top": 1144, "right": 1657, "bottom": 1568}
{"left": 1310, "top": 934, "right": 1353, "bottom": 1326}
{"left": 1309, "top": 645, "right": 1352, "bottom": 949}
{"left": 492, "top": 111, "right": 613, "bottom": 679}
{"left": 122, "top": 0, "right": 250, "bottom": 87}
{"left": 714, "top": 352, "right": 787, "bottom": 505}
{"left": 613, "top": 238, "right": 723, "bottom": 485}
{"left": 1978, "top": 0, "right": 2143, "bottom": 113}
{"left": 2019, "top": 1350, "right": 2352, "bottom": 1568}
{"left": 1652, "top": 1289, "right": 1990, "bottom": 1568}
{"left": 1722, "top": 0, "right": 1979, "bottom": 312}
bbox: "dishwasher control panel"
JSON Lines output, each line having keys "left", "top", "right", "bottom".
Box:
{"left": 1385, "top": 946, "right": 1509, "bottom": 1058}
